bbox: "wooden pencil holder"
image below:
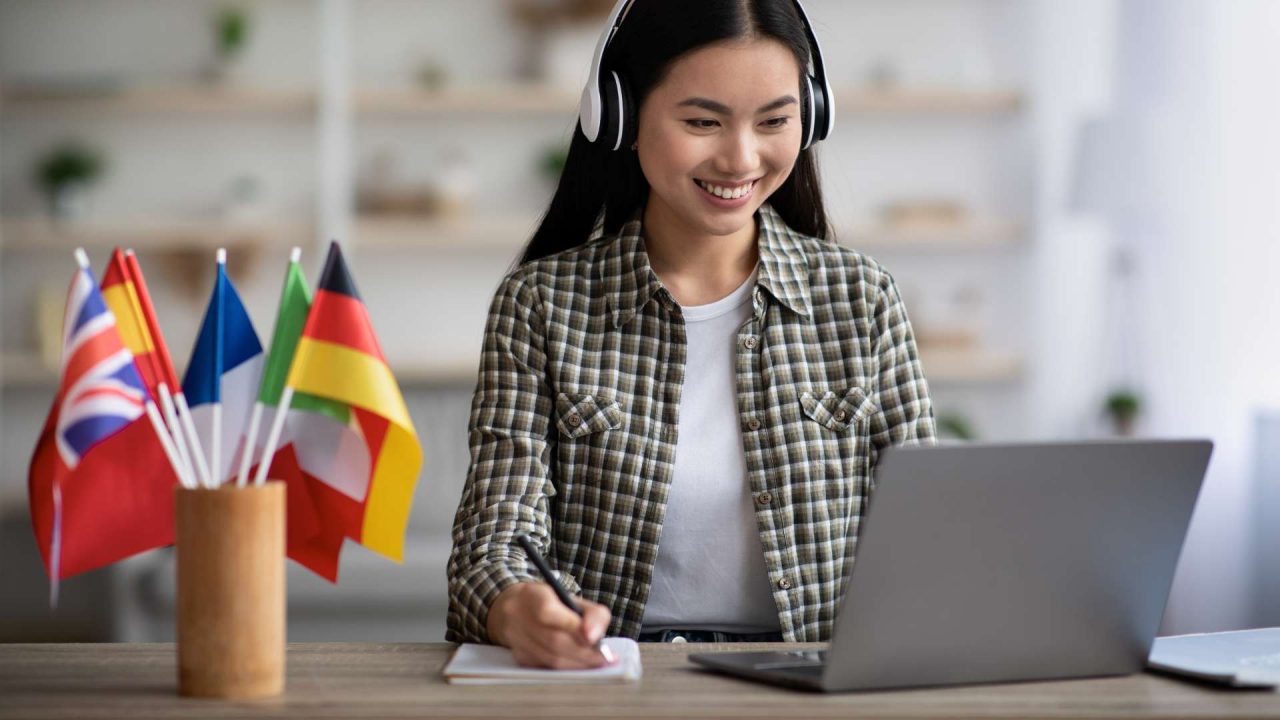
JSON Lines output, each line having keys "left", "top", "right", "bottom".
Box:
{"left": 175, "top": 483, "right": 285, "bottom": 699}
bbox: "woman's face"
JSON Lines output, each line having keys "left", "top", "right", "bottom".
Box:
{"left": 636, "top": 38, "right": 804, "bottom": 241}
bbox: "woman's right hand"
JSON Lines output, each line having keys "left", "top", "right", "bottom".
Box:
{"left": 486, "top": 580, "right": 614, "bottom": 669}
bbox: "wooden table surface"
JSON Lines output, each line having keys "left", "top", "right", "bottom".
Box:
{"left": 1, "top": 642, "right": 1277, "bottom": 719}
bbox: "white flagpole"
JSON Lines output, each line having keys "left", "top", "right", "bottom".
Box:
{"left": 210, "top": 248, "right": 228, "bottom": 488}
{"left": 175, "top": 392, "right": 213, "bottom": 488}
{"left": 157, "top": 383, "right": 195, "bottom": 486}
{"left": 236, "top": 402, "right": 264, "bottom": 487}
{"left": 246, "top": 246, "right": 304, "bottom": 487}
{"left": 145, "top": 400, "right": 195, "bottom": 489}
{"left": 253, "top": 387, "right": 294, "bottom": 487}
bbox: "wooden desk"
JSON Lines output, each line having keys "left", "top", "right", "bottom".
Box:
{"left": 1, "top": 642, "right": 1276, "bottom": 719}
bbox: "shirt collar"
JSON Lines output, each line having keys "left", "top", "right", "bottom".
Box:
{"left": 600, "top": 203, "right": 813, "bottom": 328}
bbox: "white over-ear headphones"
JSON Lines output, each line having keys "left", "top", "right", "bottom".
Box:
{"left": 578, "top": 0, "right": 835, "bottom": 152}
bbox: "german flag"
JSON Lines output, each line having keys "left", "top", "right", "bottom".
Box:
{"left": 285, "top": 242, "right": 422, "bottom": 562}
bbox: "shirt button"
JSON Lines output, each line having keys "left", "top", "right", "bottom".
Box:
{"left": 671, "top": 635, "right": 688, "bottom": 644}
{"left": 746, "top": 417, "right": 761, "bottom": 431}
{"left": 568, "top": 413, "right": 582, "bottom": 427}
{"left": 742, "top": 336, "right": 759, "bottom": 350}
{"left": 833, "top": 410, "right": 848, "bottom": 422}
{"left": 756, "top": 492, "right": 772, "bottom": 506}
{"left": 777, "top": 576, "right": 793, "bottom": 591}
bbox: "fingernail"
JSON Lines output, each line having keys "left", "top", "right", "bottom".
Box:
{"left": 599, "top": 643, "right": 616, "bottom": 664}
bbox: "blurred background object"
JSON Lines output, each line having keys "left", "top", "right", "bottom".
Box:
{"left": 0, "top": 0, "right": 1277, "bottom": 644}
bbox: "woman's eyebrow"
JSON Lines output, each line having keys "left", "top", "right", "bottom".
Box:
{"left": 676, "top": 95, "right": 798, "bottom": 114}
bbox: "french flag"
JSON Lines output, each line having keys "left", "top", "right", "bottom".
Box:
{"left": 181, "top": 250, "right": 263, "bottom": 487}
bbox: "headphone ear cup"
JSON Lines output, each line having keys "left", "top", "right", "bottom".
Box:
{"left": 799, "top": 75, "right": 815, "bottom": 150}
{"left": 617, "top": 74, "right": 637, "bottom": 151}
{"left": 598, "top": 72, "right": 621, "bottom": 149}
{"left": 809, "top": 78, "right": 829, "bottom": 145}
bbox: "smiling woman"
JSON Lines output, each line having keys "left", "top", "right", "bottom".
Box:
{"left": 446, "top": 0, "right": 936, "bottom": 670}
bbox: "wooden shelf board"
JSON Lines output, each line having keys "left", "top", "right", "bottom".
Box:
{"left": 3, "top": 351, "right": 1021, "bottom": 390}
{"left": 0, "top": 352, "right": 58, "bottom": 389}
{"left": 356, "top": 85, "right": 1022, "bottom": 117}
{"left": 834, "top": 86, "right": 1024, "bottom": 114}
{"left": 842, "top": 220, "right": 1024, "bottom": 252}
{"left": 354, "top": 215, "right": 536, "bottom": 251}
{"left": 1, "top": 84, "right": 317, "bottom": 116}
{"left": 919, "top": 349, "right": 1023, "bottom": 384}
{"left": 355, "top": 86, "right": 579, "bottom": 116}
{"left": 0, "top": 218, "right": 313, "bottom": 251}
{"left": 353, "top": 215, "right": 1023, "bottom": 253}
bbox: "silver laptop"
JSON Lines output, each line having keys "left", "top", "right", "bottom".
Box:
{"left": 689, "top": 440, "right": 1212, "bottom": 692}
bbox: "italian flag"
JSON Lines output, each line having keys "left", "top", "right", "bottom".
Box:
{"left": 249, "top": 243, "right": 422, "bottom": 580}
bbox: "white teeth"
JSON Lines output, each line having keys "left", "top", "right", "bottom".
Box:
{"left": 698, "top": 180, "right": 753, "bottom": 200}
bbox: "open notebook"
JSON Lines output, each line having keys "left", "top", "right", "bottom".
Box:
{"left": 1148, "top": 627, "right": 1280, "bottom": 688}
{"left": 443, "top": 638, "right": 642, "bottom": 685}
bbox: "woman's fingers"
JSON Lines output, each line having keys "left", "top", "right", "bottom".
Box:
{"left": 502, "top": 584, "right": 615, "bottom": 669}
{"left": 579, "top": 598, "right": 611, "bottom": 645}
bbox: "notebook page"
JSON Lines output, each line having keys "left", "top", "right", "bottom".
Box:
{"left": 443, "top": 637, "right": 642, "bottom": 684}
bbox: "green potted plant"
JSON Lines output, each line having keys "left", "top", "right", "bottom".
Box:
{"left": 1105, "top": 389, "right": 1141, "bottom": 436}
{"left": 205, "top": 6, "right": 251, "bottom": 83}
{"left": 936, "top": 413, "right": 976, "bottom": 442}
{"left": 35, "top": 142, "right": 106, "bottom": 220}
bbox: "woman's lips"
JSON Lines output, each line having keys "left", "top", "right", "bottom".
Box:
{"left": 694, "top": 178, "right": 757, "bottom": 208}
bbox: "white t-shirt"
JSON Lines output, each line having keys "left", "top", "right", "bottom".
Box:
{"left": 641, "top": 266, "right": 781, "bottom": 633}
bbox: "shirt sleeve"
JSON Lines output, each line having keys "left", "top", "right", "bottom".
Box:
{"left": 445, "top": 271, "right": 583, "bottom": 643}
{"left": 868, "top": 271, "right": 938, "bottom": 469}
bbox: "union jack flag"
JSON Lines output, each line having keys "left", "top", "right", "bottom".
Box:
{"left": 54, "top": 266, "right": 149, "bottom": 468}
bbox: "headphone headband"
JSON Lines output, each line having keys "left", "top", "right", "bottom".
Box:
{"left": 578, "top": 0, "right": 834, "bottom": 150}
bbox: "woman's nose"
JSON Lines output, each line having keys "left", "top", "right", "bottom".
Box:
{"left": 716, "top": 128, "right": 759, "bottom": 176}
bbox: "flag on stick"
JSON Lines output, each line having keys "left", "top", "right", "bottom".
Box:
{"left": 260, "top": 241, "right": 422, "bottom": 570}
{"left": 28, "top": 249, "right": 183, "bottom": 596}
{"left": 181, "top": 249, "right": 263, "bottom": 488}
{"left": 100, "top": 249, "right": 194, "bottom": 488}
{"left": 239, "top": 247, "right": 344, "bottom": 580}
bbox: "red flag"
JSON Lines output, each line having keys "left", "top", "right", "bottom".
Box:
{"left": 28, "top": 261, "right": 177, "bottom": 584}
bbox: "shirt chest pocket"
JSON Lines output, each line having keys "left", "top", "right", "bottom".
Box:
{"left": 798, "top": 387, "right": 878, "bottom": 432}
{"left": 554, "top": 393, "right": 624, "bottom": 439}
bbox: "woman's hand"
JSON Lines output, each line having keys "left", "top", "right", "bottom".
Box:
{"left": 486, "top": 581, "right": 614, "bottom": 669}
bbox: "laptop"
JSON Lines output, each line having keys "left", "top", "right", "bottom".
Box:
{"left": 689, "top": 440, "right": 1213, "bottom": 692}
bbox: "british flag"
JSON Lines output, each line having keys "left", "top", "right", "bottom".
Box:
{"left": 54, "top": 266, "right": 150, "bottom": 468}
{"left": 29, "top": 257, "right": 176, "bottom": 587}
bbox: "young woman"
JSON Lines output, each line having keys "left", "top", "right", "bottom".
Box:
{"left": 447, "top": 0, "right": 935, "bottom": 669}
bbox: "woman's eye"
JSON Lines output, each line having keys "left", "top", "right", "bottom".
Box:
{"left": 684, "top": 119, "right": 720, "bottom": 130}
{"left": 762, "top": 116, "right": 791, "bottom": 129}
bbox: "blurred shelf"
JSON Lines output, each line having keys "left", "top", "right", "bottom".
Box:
{"left": 0, "top": 84, "right": 317, "bottom": 117}
{"left": 3, "top": 349, "right": 1022, "bottom": 390}
{"left": 842, "top": 219, "right": 1024, "bottom": 252}
{"left": 834, "top": 86, "right": 1024, "bottom": 115}
{"left": 354, "top": 215, "right": 1022, "bottom": 254}
{"left": 354, "top": 214, "right": 536, "bottom": 251}
{"left": 0, "top": 83, "right": 1021, "bottom": 118}
{"left": 389, "top": 351, "right": 1022, "bottom": 389}
{"left": 1, "top": 352, "right": 56, "bottom": 390}
{"left": 355, "top": 85, "right": 1023, "bottom": 117}
{"left": 393, "top": 359, "right": 479, "bottom": 387}
{"left": 356, "top": 85, "right": 579, "bottom": 116}
{"left": 919, "top": 349, "right": 1023, "bottom": 384}
{"left": 0, "top": 217, "right": 314, "bottom": 252}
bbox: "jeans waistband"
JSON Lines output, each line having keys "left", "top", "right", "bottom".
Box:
{"left": 637, "top": 629, "right": 784, "bottom": 643}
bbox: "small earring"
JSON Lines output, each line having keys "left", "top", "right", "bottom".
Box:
{"left": 630, "top": 141, "right": 638, "bottom": 151}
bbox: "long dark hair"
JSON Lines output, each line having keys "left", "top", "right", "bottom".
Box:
{"left": 519, "top": 0, "right": 831, "bottom": 265}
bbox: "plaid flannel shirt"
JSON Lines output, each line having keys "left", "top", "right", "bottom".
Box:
{"left": 447, "top": 204, "right": 936, "bottom": 643}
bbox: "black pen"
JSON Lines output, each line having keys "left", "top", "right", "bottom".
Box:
{"left": 516, "top": 535, "right": 615, "bottom": 664}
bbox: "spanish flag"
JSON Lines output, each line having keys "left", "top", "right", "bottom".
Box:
{"left": 100, "top": 249, "right": 181, "bottom": 395}
{"left": 285, "top": 242, "right": 422, "bottom": 562}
